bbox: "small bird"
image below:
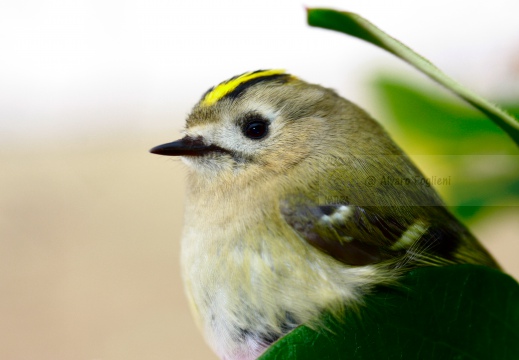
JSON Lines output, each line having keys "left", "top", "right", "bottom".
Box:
{"left": 150, "top": 69, "right": 499, "bottom": 360}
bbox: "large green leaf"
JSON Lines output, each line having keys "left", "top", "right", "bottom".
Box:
{"left": 306, "top": 8, "right": 519, "bottom": 146}
{"left": 260, "top": 265, "right": 519, "bottom": 359}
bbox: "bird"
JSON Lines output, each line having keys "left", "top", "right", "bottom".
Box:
{"left": 150, "top": 69, "right": 499, "bottom": 360}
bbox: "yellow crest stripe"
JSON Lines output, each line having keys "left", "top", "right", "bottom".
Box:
{"left": 201, "top": 69, "right": 288, "bottom": 107}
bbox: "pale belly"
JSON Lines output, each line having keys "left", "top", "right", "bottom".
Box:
{"left": 180, "top": 221, "right": 379, "bottom": 360}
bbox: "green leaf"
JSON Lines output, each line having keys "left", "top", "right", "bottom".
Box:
{"left": 259, "top": 265, "right": 519, "bottom": 359}
{"left": 307, "top": 8, "right": 519, "bottom": 146}
{"left": 370, "top": 76, "right": 519, "bottom": 220}
{"left": 373, "top": 76, "right": 509, "bottom": 142}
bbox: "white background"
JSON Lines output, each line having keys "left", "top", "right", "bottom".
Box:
{"left": 1, "top": 0, "right": 518, "bottom": 141}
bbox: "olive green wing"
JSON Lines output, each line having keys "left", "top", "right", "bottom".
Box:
{"left": 280, "top": 199, "right": 461, "bottom": 268}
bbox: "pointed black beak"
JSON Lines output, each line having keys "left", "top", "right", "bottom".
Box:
{"left": 149, "top": 136, "right": 229, "bottom": 157}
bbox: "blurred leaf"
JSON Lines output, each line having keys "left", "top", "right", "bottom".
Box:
{"left": 450, "top": 176, "right": 519, "bottom": 220}
{"left": 260, "top": 265, "right": 519, "bottom": 360}
{"left": 307, "top": 8, "right": 519, "bottom": 146}
{"left": 371, "top": 76, "right": 519, "bottom": 221}
{"left": 372, "top": 76, "right": 519, "bottom": 154}
{"left": 375, "top": 78, "right": 508, "bottom": 140}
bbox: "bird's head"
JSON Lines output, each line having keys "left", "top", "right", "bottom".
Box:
{"left": 150, "top": 69, "right": 393, "bottom": 187}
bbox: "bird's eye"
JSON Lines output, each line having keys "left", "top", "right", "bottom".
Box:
{"left": 243, "top": 118, "right": 269, "bottom": 140}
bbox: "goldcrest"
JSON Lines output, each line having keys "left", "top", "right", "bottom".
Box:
{"left": 150, "top": 70, "right": 499, "bottom": 360}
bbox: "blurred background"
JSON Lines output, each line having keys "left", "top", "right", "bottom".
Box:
{"left": 1, "top": 1, "right": 518, "bottom": 359}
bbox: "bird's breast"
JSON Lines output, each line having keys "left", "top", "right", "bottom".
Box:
{"left": 179, "top": 186, "right": 380, "bottom": 359}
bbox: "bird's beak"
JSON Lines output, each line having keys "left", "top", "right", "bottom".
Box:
{"left": 149, "top": 136, "right": 227, "bottom": 157}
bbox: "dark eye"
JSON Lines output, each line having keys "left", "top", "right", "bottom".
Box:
{"left": 243, "top": 118, "right": 269, "bottom": 139}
